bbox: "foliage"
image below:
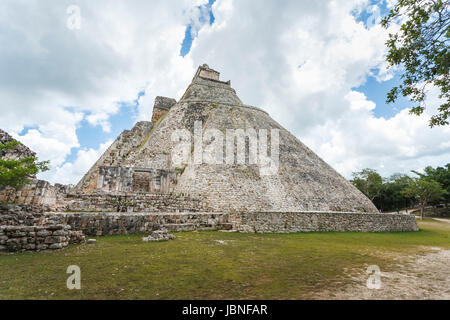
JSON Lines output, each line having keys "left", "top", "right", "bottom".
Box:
{"left": 422, "top": 164, "right": 450, "bottom": 202}
{"left": 401, "top": 175, "right": 447, "bottom": 218}
{"left": 0, "top": 141, "right": 50, "bottom": 190}
{"left": 379, "top": 173, "right": 415, "bottom": 210}
{"left": 350, "top": 168, "right": 384, "bottom": 201}
{"left": 351, "top": 164, "right": 449, "bottom": 211}
{"left": 381, "top": 0, "right": 450, "bottom": 127}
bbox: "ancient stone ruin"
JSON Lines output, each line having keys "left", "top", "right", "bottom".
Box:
{"left": 0, "top": 64, "right": 419, "bottom": 252}
{"left": 142, "top": 228, "right": 176, "bottom": 242}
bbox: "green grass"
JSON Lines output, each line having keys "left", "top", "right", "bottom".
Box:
{"left": 0, "top": 219, "right": 449, "bottom": 300}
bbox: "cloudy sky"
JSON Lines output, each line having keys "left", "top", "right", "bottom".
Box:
{"left": 0, "top": 0, "right": 448, "bottom": 185}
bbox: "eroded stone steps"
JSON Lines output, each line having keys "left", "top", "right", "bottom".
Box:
{"left": 50, "top": 212, "right": 231, "bottom": 236}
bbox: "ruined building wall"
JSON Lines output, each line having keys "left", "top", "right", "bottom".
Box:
{"left": 65, "top": 192, "right": 210, "bottom": 213}
{"left": 1, "top": 130, "right": 70, "bottom": 211}
{"left": 151, "top": 96, "right": 177, "bottom": 123}
{"left": 96, "top": 166, "right": 178, "bottom": 193}
{"left": 0, "top": 179, "right": 69, "bottom": 210}
{"left": 74, "top": 121, "right": 153, "bottom": 194}
{"left": 233, "top": 211, "right": 419, "bottom": 233}
{"left": 0, "top": 204, "right": 85, "bottom": 252}
{"left": 0, "top": 129, "right": 36, "bottom": 160}
{"left": 52, "top": 212, "right": 231, "bottom": 236}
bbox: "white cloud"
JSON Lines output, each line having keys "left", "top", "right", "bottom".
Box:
{"left": 40, "top": 140, "right": 112, "bottom": 185}
{"left": 184, "top": 0, "right": 450, "bottom": 178}
{"left": 0, "top": 0, "right": 448, "bottom": 187}
{"left": 0, "top": 0, "right": 199, "bottom": 183}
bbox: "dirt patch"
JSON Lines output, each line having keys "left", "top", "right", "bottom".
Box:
{"left": 433, "top": 218, "right": 450, "bottom": 224}
{"left": 315, "top": 248, "right": 450, "bottom": 300}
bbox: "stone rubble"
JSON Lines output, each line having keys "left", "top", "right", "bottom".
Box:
{"left": 142, "top": 228, "right": 175, "bottom": 242}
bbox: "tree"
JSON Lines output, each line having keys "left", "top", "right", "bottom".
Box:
{"left": 423, "top": 163, "right": 450, "bottom": 203}
{"left": 0, "top": 141, "right": 50, "bottom": 190}
{"left": 350, "top": 169, "right": 384, "bottom": 203}
{"left": 381, "top": 0, "right": 450, "bottom": 127}
{"left": 401, "top": 177, "right": 447, "bottom": 219}
{"left": 383, "top": 173, "right": 415, "bottom": 210}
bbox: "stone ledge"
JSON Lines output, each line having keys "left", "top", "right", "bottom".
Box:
{"left": 51, "top": 212, "right": 230, "bottom": 236}
{"left": 180, "top": 99, "right": 269, "bottom": 115}
{"left": 233, "top": 211, "right": 419, "bottom": 233}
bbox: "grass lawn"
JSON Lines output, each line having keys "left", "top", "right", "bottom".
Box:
{"left": 0, "top": 219, "right": 449, "bottom": 300}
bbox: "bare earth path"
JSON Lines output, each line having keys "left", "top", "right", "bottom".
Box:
{"left": 316, "top": 248, "right": 450, "bottom": 300}
{"left": 433, "top": 218, "right": 450, "bottom": 223}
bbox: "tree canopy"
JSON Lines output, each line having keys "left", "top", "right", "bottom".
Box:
{"left": 0, "top": 141, "right": 50, "bottom": 190}
{"left": 381, "top": 0, "right": 450, "bottom": 127}
{"left": 350, "top": 168, "right": 384, "bottom": 202}
{"left": 401, "top": 176, "right": 447, "bottom": 219}
{"left": 350, "top": 164, "right": 449, "bottom": 212}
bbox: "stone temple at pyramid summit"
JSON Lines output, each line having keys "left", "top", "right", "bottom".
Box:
{"left": 0, "top": 64, "right": 418, "bottom": 252}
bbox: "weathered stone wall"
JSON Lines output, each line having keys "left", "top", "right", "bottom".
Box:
{"left": 53, "top": 212, "right": 231, "bottom": 236}
{"left": 0, "top": 129, "right": 36, "bottom": 160}
{"left": 0, "top": 204, "right": 85, "bottom": 252}
{"left": 151, "top": 96, "right": 177, "bottom": 123}
{"left": 74, "top": 121, "right": 153, "bottom": 194}
{"left": 0, "top": 224, "right": 85, "bottom": 252}
{"left": 96, "top": 166, "right": 178, "bottom": 193}
{"left": 194, "top": 64, "right": 221, "bottom": 82}
{"left": 0, "top": 179, "right": 69, "bottom": 210}
{"left": 180, "top": 77, "right": 243, "bottom": 105}
{"left": 65, "top": 192, "right": 211, "bottom": 213}
{"left": 232, "top": 211, "right": 419, "bottom": 233}
{"left": 0, "top": 204, "right": 48, "bottom": 226}
{"left": 151, "top": 108, "right": 168, "bottom": 123}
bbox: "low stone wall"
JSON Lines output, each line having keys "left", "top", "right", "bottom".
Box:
{"left": 1, "top": 205, "right": 420, "bottom": 252}
{"left": 0, "top": 204, "right": 85, "bottom": 252}
{"left": 0, "top": 204, "right": 48, "bottom": 226}
{"left": 65, "top": 192, "right": 211, "bottom": 213}
{"left": 0, "top": 224, "right": 85, "bottom": 252}
{"left": 0, "top": 180, "right": 69, "bottom": 211}
{"left": 232, "top": 211, "right": 419, "bottom": 233}
{"left": 52, "top": 212, "right": 231, "bottom": 236}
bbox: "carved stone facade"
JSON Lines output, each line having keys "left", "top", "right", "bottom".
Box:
{"left": 96, "top": 166, "right": 178, "bottom": 193}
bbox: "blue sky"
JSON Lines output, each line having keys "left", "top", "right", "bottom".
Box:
{"left": 63, "top": 0, "right": 218, "bottom": 165}
{"left": 60, "top": 0, "right": 408, "bottom": 166}
{"left": 4, "top": 0, "right": 447, "bottom": 184}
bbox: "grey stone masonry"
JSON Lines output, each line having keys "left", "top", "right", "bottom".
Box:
{"left": 152, "top": 96, "right": 177, "bottom": 123}
{"left": 154, "top": 96, "right": 177, "bottom": 111}
{"left": 232, "top": 211, "right": 419, "bottom": 233}
{"left": 0, "top": 204, "right": 85, "bottom": 252}
{"left": 52, "top": 212, "right": 231, "bottom": 236}
{"left": 0, "top": 128, "right": 36, "bottom": 160}
{"left": 0, "top": 179, "right": 69, "bottom": 210}
{"left": 65, "top": 191, "right": 211, "bottom": 213}
{"left": 96, "top": 166, "right": 178, "bottom": 193}
{"left": 74, "top": 121, "right": 153, "bottom": 193}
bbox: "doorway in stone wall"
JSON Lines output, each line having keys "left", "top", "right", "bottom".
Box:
{"left": 132, "top": 171, "right": 151, "bottom": 193}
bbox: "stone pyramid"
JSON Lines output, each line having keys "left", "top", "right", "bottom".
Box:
{"left": 75, "top": 64, "right": 377, "bottom": 214}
